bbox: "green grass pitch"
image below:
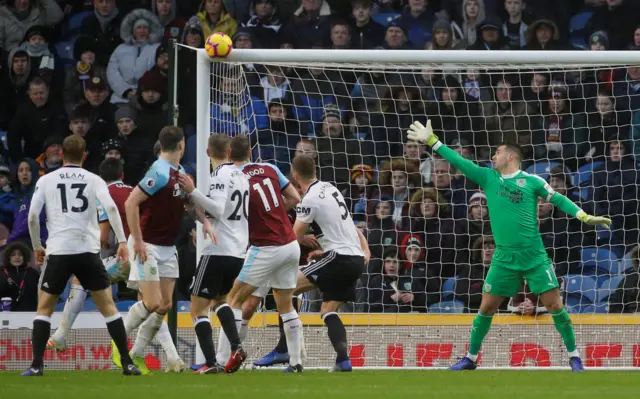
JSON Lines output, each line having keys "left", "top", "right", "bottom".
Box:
{"left": 1, "top": 370, "right": 637, "bottom": 399}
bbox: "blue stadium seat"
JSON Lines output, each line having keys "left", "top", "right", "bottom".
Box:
{"left": 372, "top": 13, "right": 400, "bottom": 26}
{"left": 116, "top": 301, "right": 136, "bottom": 312}
{"left": 569, "top": 11, "right": 592, "bottom": 49}
{"left": 111, "top": 284, "right": 119, "bottom": 301}
{"left": 597, "top": 275, "right": 624, "bottom": 303}
{"left": 83, "top": 298, "right": 98, "bottom": 312}
{"left": 428, "top": 300, "right": 465, "bottom": 314}
{"left": 58, "top": 281, "right": 71, "bottom": 302}
{"left": 177, "top": 301, "right": 191, "bottom": 312}
{"left": 441, "top": 278, "right": 456, "bottom": 300}
{"left": 0, "top": 130, "right": 6, "bottom": 149}
{"left": 55, "top": 302, "right": 66, "bottom": 312}
{"left": 619, "top": 251, "right": 635, "bottom": 273}
{"left": 565, "top": 274, "right": 597, "bottom": 304}
{"left": 581, "top": 247, "right": 619, "bottom": 276}
{"left": 61, "top": 11, "right": 92, "bottom": 40}
{"left": 573, "top": 162, "right": 603, "bottom": 186}
{"left": 55, "top": 40, "right": 75, "bottom": 69}
{"left": 577, "top": 304, "right": 609, "bottom": 314}
{"left": 525, "top": 161, "right": 562, "bottom": 181}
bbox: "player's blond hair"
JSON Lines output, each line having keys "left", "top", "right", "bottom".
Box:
{"left": 62, "top": 135, "right": 86, "bottom": 164}
{"left": 208, "top": 134, "right": 230, "bottom": 160}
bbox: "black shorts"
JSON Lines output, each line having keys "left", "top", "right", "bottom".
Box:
{"left": 190, "top": 255, "right": 243, "bottom": 299}
{"left": 302, "top": 251, "right": 364, "bottom": 303}
{"left": 40, "top": 253, "right": 110, "bottom": 296}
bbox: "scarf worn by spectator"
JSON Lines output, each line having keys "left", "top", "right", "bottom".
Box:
{"left": 95, "top": 6, "right": 119, "bottom": 32}
{"left": 20, "top": 42, "right": 54, "bottom": 72}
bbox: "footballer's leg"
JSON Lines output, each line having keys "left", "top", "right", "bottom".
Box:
{"left": 273, "top": 288, "right": 303, "bottom": 373}
{"left": 48, "top": 277, "right": 87, "bottom": 352}
{"left": 252, "top": 288, "right": 292, "bottom": 368}
{"left": 191, "top": 296, "right": 222, "bottom": 374}
{"left": 320, "top": 301, "right": 352, "bottom": 372}
{"left": 22, "top": 291, "right": 58, "bottom": 376}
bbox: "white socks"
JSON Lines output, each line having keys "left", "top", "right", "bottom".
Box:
{"left": 124, "top": 301, "right": 151, "bottom": 334}
{"left": 281, "top": 311, "right": 302, "bottom": 366}
{"left": 156, "top": 321, "right": 180, "bottom": 363}
{"left": 130, "top": 312, "right": 163, "bottom": 357}
{"left": 239, "top": 319, "right": 250, "bottom": 343}
{"left": 568, "top": 350, "right": 580, "bottom": 358}
{"left": 466, "top": 353, "right": 478, "bottom": 362}
{"left": 52, "top": 285, "right": 87, "bottom": 342}
{"left": 216, "top": 328, "right": 231, "bottom": 365}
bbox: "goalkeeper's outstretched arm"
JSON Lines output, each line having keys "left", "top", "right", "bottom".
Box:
{"left": 407, "top": 121, "right": 489, "bottom": 186}
{"left": 539, "top": 179, "right": 612, "bottom": 229}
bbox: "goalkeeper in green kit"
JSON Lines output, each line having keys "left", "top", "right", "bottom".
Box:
{"left": 407, "top": 120, "right": 612, "bottom": 372}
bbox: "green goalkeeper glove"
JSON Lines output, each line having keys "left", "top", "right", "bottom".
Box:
{"left": 576, "top": 210, "right": 611, "bottom": 229}
{"left": 407, "top": 120, "right": 439, "bottom": 147}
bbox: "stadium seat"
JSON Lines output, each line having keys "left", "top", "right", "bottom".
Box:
{"left": 569, "top": 11, "right": 592, "bottom": 49}
{"left": 58, "top": 281, "right": 71, "bottom": 302}
{"left": 428, "top": 300, "right": 465, "bottom": 314}
{"left": 55, "top": 40, "right": 75, "bottom": 69}
{"left": 619, "top": 251, "right": 635, "bottom": 273}
{"left": 83, "top": 298, "right": 98, "bottom": 312}
{"left": 577, "top": 304, "right": 609, "bottom": 314}
{"left": 372, "top": 13, "right": 400, "bottom": 26}
{"left": 581, "top": 247, "right": 619, "bottom": 276}
{"left": 116, "top": 301, "right": 136, "bottom": 312}
{"left": 597, "top": 275, "right": 624, "bottom": 303}
{"left": 524, "top": 161, "right": 562, "bottom": 181}
{"left": 60, "top": 11, "right": 92, "bottom": 40}
{"left": 573, "top": 162, "right": 603, "bottom": 186}
{"left": 55, "top": 302, "right": 66, "bottom": 312}
{"left": 565, "top": 274, "right": 597, "bottom": 304}
{"left": 177, "top": 301, "right": 191, "bottom": 312}
{"left": 0, "top": 130, "right": 6, "bottom": 149}
{"left": 441, "top": 278, "right": 456, "bottom": 300}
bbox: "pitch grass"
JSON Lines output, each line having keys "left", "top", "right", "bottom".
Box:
{"left": 1, "top": 370, "right": 637, "bottom": 399}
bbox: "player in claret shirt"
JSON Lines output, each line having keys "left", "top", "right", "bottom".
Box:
{"left": 407, "top": 120, "right": 612, "bottom": 372}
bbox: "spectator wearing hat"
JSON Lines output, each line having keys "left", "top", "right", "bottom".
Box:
{"left": 585, "top": 0, "right": 638, "bottom": 50}
{"left": 451, "top": 0, "right": 486, "bottom": 47}
{"left": 75, "top": 77, "right": 117, "bottom": 142}
{"left": 0, "top": 241, "right": 39, "bottom": 312}
{"left": 397, "top": 0, "right": 438, "bottom": 49}
{"left": 8, "top": 77, "right": 67, "bottom": 163}
{"left": 383, "top": 20, "right": 410, "bottom": 49}
{"left": 114, "top": 106, "right": 155, "bottom": 186}
{"left": 177, "top": 20, "right": 205, "bottom": 130}
{"left": 129, "top": 69, "right": 168, "bottom": 140}
{"left": 398, "top": 233, "right": 432, "bottom": 309}
{"left": 349, "top": 0, "right": 385, "bottom": 49}
{"left": 19, "top": 25, "right": 64, "bottom": 98}
{"left": 243, "top": 0, "right": 282, "bottom": 49}
{"left": 80, "top": 0, "right": 124, "bottom": 66}
{"left": 63, "top": 35, "right": 108, "bottom": 115}
{"left": 282, "top": 0, "right": 334, "bottom": 49}
{"left": 0, "top": 0, "right": 64, "bottom": 51}
{"left": 366, "top": 196, "right": 398, "bottom": 261}
{"left": 0, "top": 48, "right": 34, "bottom": 130}
{"left": 426, "top": 18, "right": 458, "bottom": 49}
{"left": 0, "top": 161, "right": 16, "bottom": 228}
{"left": 101, "top": 138, "right": 123, "bottom": 161}
{"left": 592, "top": 140, "right": 640, "bottom": 251}
{"left": 153, "top": 0, "right": 186, "bottom": 41}
{"left": 343, "top": 164, "right": 376, "bottom": 223}
{"left": 523, "top": 17, "right": 565, "bottom": 50}
{"left": 7, "top": 158, "right": 47, "bottom": 248}
{"left": 232, "top": 28, "right": 262, "bottom": 87}
{"left": 107, "top": 8, "right": 164, "bottom": 104}
{"left": 467, "top": 14, "right": 509, "bottom": 50}
{"left": 534, "top": 82, "right": 588, "bottom": 170}
{"left": 189, "top": 0, "right": 238, "bottom": 39}
{"left": 502, "top": 0, "right": 528, "bottom": 49}
{"left": 35, "top": 135, "right": 63, "bottom": 175}
{"left": 316, "top": 104, "right": 368, "bottom": 186}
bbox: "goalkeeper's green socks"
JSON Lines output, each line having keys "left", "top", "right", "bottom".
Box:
{"left": 550, "top": 307, "right": 579, "bottom": 357}
{"left": 467, "top": 313, "right": 494, "bottom": 361}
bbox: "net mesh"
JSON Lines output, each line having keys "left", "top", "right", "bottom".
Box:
{"left": 187, "top": 54, "right": 640, "bottom": 368}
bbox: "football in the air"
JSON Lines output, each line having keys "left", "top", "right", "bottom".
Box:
{"left": 205, "top": 32, "right": 233, "bottom": 58}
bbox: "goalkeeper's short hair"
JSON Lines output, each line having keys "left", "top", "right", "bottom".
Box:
{"left": 499, "top": 142, "right": 523, "bottom": 161}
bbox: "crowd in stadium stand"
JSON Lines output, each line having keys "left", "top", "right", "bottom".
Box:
{"left": 0, "top": 0, "right": 639, "bottom": 315}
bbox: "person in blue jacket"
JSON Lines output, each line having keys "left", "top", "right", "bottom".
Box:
{"left": 7, "top": 158, "right": 47, "bottom": 248}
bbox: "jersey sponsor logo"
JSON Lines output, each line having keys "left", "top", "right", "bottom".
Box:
{"left": 496, "top": 186, "right": 523, "bottom": 204}
{"left": 210, "top": 183, "right": 225, "bottom": 191}
{"left": 244, "top": 167, "right": 265, "bottom": 179}
{"left": 297, "top": 206, "right": 311, "bottom": 215}
{"left": 172, "top": 183, "right": 181, "bottom": 197}
{"left": 516, "top": 179, "right": 526, "bottom": 187}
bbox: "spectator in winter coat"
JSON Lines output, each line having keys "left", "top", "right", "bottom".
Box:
{"left": 451, "top": 0, "right": 485, "bottom": 47}
{"left": 453, "top": 191, "right": 491, "bottom": 265}
{"left": 153, "top": 0, "right": 186, "bottom": 41}
{"left": 349, "top": 0, "right": 385, "bottom": 49}
{"left": 7, "top": 158, "right": 47, "bottom": 247}
{"left": 129, "top": 70, "right": 168, "bottom": 140}
{"left": 189, "top": 0, "right": 238, "bottom": 39}
{"left": 18, "top": 25, "right": 64, "bottom": 99}
{"left": 75, "top": 77, "right": 117, "bottom": 144}
{"left": 343, "top": 164, "right": 376, "bottom": 223}
{"left": 80, "top": 0, "right": 124, "bottom": 67}
{"left": 585, "top": 0, "right": 639, "bottom": 50}
{"left": 0, "top": 241, "right": 39, "bottom": 311}
{"left": 454, "top": 235, "right": 503, "bottom": 312}
{"left": 367, "top": 196, "right": 398, "bottom": 261}
{"left": 253, "top": 100, "right": 300, "bottom": 172}
{"left": 8, "top": 78, "right": 67, "bottom": 163}
{"left": 466, "top": 14, "right": 509, "bottom": 51}
{"left": 383, "top": 21, "right": 411, "bottom": 49}
{"left": 0, "top": 163, "right": 16, "bottom": 228}
{"left": 376, "top": 158, "right": 421, "bottom": 228}
{"left": 0, "top": 48, "right": 33, "bottom": 130}
{"left": 427, "top": 75, "right": 480, "bottom": 146}
{"left": 502, "top": 0, "right": 527, "bottom": 49}
{"left": 523, "top": 18, "right": 565, "bottom": 50}
{"left": 425, "top": 18, "right": 457, "bottom": 49}
{"left": 63, "top": 35, "right": 108, "bottom": 115}
{"left": 177, "top": 20, "right": 204, "bottom": 130}
{"left": 115, "top": 106, "right": 156, "bottom": 186}
{"left": 585, "top": 89, "right": 629, "bottom": 164}
{"left": 107, "top": 8, "right": 163, "bottom": 104}
{"left": 243, "top": 0, "right": 282, "bottom": 49}
{"left": 0, "top": 0, "right": 63, "bottom": 51}
{"left": 283, "top": 0, "right": 334, "bottom": 48}
{"left": 396, "top": 0, "right": 437, "bottom": 49}
{"left": 430, "top": 159, "right": 470, "bottom": 220}
{"left": 35, "top": 135, "right": 63, "bottom": 175}
{"left": 609, "top": 245, "right": 640, "bottom": 313}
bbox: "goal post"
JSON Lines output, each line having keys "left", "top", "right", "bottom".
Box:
{"left": 182, "top": 47, "right": 640, "bottom": 369}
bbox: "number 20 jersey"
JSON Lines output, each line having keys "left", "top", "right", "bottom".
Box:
{"left": 203, "top": 163, "right": 250, "bottom": 258}
{"left": 241, "top": 162, "right": 296, "bottom": 247}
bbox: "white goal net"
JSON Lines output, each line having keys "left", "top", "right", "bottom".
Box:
{"left": 184, "top": 48, "right": 640, "bottom": 368}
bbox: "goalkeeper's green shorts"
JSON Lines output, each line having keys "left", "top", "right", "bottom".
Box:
{"left": 482, "top": 248, "right": 558, "bottom": 297}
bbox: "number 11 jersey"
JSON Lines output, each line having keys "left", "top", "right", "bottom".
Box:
{"left": 202, "top": 163, "right": 250, "bottom": 258}
{"left": 31, "top": 166, "right": 112, "bottom": 255}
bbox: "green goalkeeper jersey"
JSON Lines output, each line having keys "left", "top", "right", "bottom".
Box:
{"left": 435, "top": 143, "right": 581, "bottom": 254}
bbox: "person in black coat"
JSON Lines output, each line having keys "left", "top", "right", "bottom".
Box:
{"left": 80, "top": 0, "right": 124, "bottom": 66}
{"left": 0, "top": 48, "right": 34, "bottom": 130}
{"left": 8, "top": 77, "right": 68, "bottom": 163}
{"left": 114, "top": 106, "right": 156, "bottom": 186}
{"left": 0, "top": 241, "right": 39, "bottom": 312}
{"left": 366, "top": 196, "right": 398, "bottom": 261}
{"left": 75, "top": 76, "right": 117, "bottom": 145}
{"left": 349, "top": 0, "right": 386, "bottom": 49}
{"left": 129, "top": 69, "right": 168, "bottom": 140}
